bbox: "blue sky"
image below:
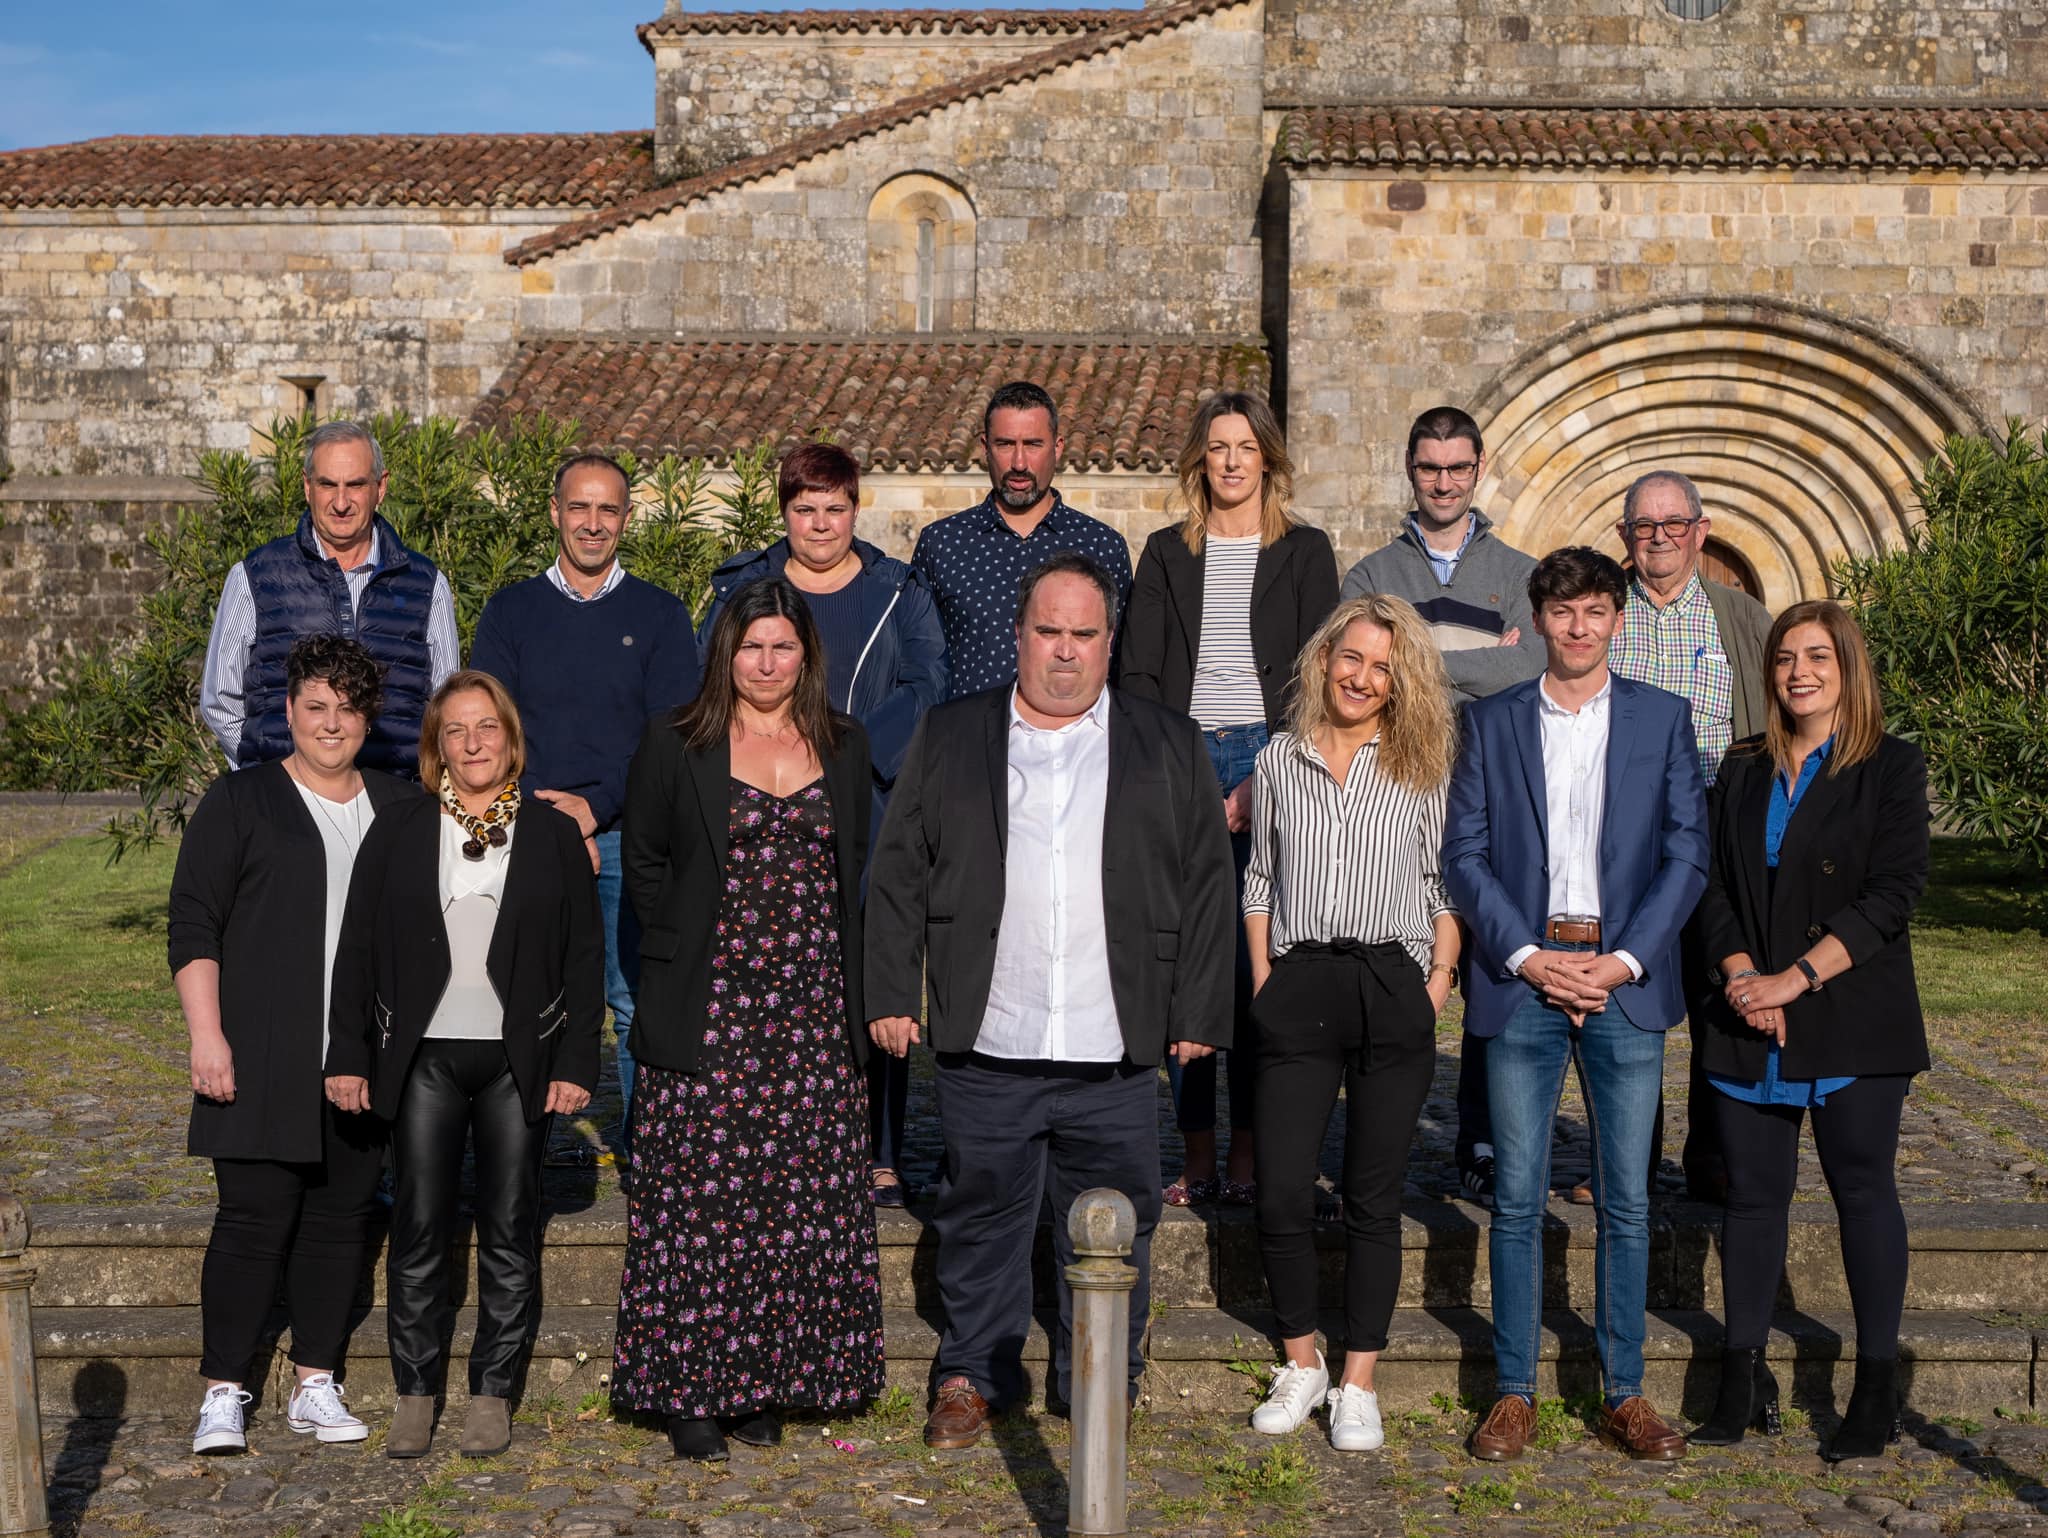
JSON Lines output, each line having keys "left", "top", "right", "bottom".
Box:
{"left": 0, "top": 1, "right": 1136, "bottom": 149}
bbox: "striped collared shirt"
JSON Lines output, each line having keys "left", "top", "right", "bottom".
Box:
{"left": 1609, "top": 572, "right": 1733, "bottom": 783}
{"left": 1242, "top": 729, "right": 1455, "bottom": 974}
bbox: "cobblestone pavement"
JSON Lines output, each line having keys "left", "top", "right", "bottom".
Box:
{"left": 41, "top": 1399, "right": 2048, "bottom": 1538}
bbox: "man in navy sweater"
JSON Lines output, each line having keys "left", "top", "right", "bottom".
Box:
{"left": 469, "top": 454, "right": 701, "bottom": 1143}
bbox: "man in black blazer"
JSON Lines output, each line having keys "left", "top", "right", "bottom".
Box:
{"left": 866, "top": 552, "right": 1235, "bottom": 1450}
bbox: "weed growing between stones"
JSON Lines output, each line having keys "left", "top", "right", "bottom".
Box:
{"left": 358, "top": 1503, "right": 457, "bottom": 1538}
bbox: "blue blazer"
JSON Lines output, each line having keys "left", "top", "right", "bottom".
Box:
{"left": 1442, "top": 674, "right": 1709, "bottom": 1037}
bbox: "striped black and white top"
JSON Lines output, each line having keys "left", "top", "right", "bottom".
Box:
{"left": 1188, "top": 534, "right": 1266, "bottom": 729}
{"left": 1242, "top": 730, "right": 1455, "bottom": 972}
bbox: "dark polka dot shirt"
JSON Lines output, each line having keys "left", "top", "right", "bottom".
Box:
{"left": 910, "top": 492, "right": 1135, "bottom": 699}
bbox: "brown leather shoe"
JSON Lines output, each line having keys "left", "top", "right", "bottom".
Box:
{"left": 1470, "top": 1395, "right": 1536, "bottom": 1461}
{"left": 1599, "top": 1395, "right": 1688, "bottom": 1460}
{"left": 923, "top": 1376, "right": 992, "bottom": 1450}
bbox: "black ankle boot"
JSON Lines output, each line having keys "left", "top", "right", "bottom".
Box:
{"left": 667, "top": 1415, "right": 729, "bottom": 1462}
{"left": 1822, "top": 1356, "right": 1900, "bottom": 1462}
{"left": 1690, "top": 1347, "right": 1781, "bottom": 1446}
{"left": 727, "top": 1408, "right": 782, "bottom": 1447}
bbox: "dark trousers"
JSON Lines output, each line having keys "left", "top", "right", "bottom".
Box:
{"left": 200, "top": 1100, "right": 385, "bottom": 1382}
{"left": 1714, "top": 1074, "right": 1912, "bottom": 1354}
{"left": 1673, "top": 916, "right": 1727, "bottom": 1188}
{"left": 1252, "top": 944, "right": 1436, "bottom": 1351}
{"left": 1453, "top": 1029, "right": 1491, "bottom": 1167}
{"left": 930, "top": 1053, "right": 1160, "bottom": 1409}
{"left": 387, "top": 1039, "right": 549, "bottom": 1398}
{"left": 867, "top": 1050, "right": 911, "bottom": 1172}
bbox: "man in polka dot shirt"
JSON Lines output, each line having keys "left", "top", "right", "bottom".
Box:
{"left": 912, "top": 381, "right": 1134, "bottom": 698}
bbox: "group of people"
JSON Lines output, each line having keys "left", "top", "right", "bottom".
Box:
{"left": 168, "top": 385, "right": 1931, "bottom": 1473}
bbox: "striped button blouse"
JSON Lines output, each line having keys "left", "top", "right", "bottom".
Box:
{"left": 1242, "top": 730, "right": 1455, "bottom": 973}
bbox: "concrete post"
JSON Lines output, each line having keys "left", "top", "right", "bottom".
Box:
{"left": 1065, "top": 1188, "right": 1136, "bottom": 1538}
{"left": 0, "top": 1195, "right": 48, "bottom": 1538}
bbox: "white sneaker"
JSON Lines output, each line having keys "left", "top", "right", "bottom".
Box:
{"left": 1250, "top": 1353, "right": 1329, "bottom": 1435}
{"left": 193, "top": 1383, "right": 252, "bottom": 1454}
{"left": 287, "top": 1373, "right": 369, "bottom": 1443}
{"left": 1327, "top": 1383, "right": 1385, "bottom": 1451}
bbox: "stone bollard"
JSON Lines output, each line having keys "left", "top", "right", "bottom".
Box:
{"left": 1065, "top": 1188, "right": 1137, "bottom": 1538}
{"left": 0, "top": 1194, "right": 48, "bottom": 1538}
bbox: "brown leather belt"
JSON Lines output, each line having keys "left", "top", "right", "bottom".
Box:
{"left": 1545, "top": 916, "right": 1602, "bottom": 945}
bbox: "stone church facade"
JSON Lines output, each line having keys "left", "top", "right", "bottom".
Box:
{"left": 3, "top": 0, "right": 2046, "bottom": 690}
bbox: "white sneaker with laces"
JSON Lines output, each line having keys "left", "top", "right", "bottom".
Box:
{"left": 1328, "top": 1383, "right": 1385, "bottom": 1451}
{"left": 287, "top": 1373, "right": 369, "bottom": 1443}
{"left": 1250, "top": 1352, "right": 1329, "bottom": 1435}
{"left": 193, "top": 1383, "right": 252, "bottom": 1454}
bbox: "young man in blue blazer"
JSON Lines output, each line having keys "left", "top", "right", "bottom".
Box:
{"left": 1442, "top": 546, "right": 1708, "bottom": 1463}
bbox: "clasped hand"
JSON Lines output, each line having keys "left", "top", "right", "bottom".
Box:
{"left": 1520, "top": 950, "right": 1632, "bottom": 1026}
{"left": 1723, "top": 967, "right": 1805, "bottom": 1047}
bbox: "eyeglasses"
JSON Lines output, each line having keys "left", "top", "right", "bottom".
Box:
{"left": 1622, "top": 517, "right": 1702, "bottom": 541}
{"left": 1410, "top": 461, "right": 1478, "bottom": 484}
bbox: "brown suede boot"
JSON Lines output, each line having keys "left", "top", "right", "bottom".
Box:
{"left": 385, "top": 1395, "right": 436, "bottom": 1460}
{"left": 460, "top": 1395, "right": 512, "bottom": 1458}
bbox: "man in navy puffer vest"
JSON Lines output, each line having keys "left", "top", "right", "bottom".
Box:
{"left": 201, "top": 421, "right": 458, "bottom": 778}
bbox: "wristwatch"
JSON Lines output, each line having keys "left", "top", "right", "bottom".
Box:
{"left": 1794, "top": 958, "right": 1823, "bottom": 993}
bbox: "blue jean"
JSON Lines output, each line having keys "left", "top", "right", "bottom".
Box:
{"left": 1166, "top": 722, "right": 1264, "bottom": 1137}
{"left": 593, "top": 829, "right": 642, "bottom": 1136}
{"left": 1486, "top": 968, "right": 1665, "bottom": 1401}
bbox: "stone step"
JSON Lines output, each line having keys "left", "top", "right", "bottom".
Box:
{"left": 31, "top": 1302, "right": 2033, "bottom": 1422}
{"left": 28, "top": 1199, "right": 2048, "bottom": 1314}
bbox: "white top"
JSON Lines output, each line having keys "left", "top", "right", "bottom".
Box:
{"left": 1504, "top": 675, "right": 1642, "bottom": 981}
{"left": 975, "top": 687, "right": 1123, "bottom": 1063}
{"left": 290, "top": 778, "right": 373, "bottom": 1063}
{"left": 544, "top": 557, "right": 627, "bottom": 603}
{"left": 1187, "top": 534, "right": 1265, "bottom": 731}
{"left": 424, "top": 811, "right": 513, "bottom": 1041}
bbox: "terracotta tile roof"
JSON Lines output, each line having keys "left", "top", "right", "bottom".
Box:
{"left": 468, "top": 335, "right": 1269, "bottom": 471}
{"left": 0, "top": 132, "right": 658, "bottom": 211}
{"left": 1277, "top": 105, "right": 2048, "bottom": 173}
{"left": 511, "top": 0, "right": 1240, "bottom": 265}
{"left": 638, "top": 6, "right": 1129, "bottom": 46}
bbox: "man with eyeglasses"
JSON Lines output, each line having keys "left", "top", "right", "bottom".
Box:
{"left": 1341, "top": 405, "right": 1544, "bottom": 1208}
{"left": 1607, "top": 469, "right": 1773, "bottom": 1204}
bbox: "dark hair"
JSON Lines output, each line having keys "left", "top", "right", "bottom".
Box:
{"left": 1527, "top": 546, "right": 1629, "bottom": 613}
{"left": 676, "top": 577, "right": 843, "bottom": 759}
{"left": 1406, "top": 405, "right": 1483, "bottom": 463}
{"left": 552, "top": 452, "right": 631, "bottom": 505}
{"left": 285, "top": 633, "right": 384, "bottom": 721}
{"left": 983, "top": 380, "right": 1060, "bottom": 440}
{"left": 777, "top": 443, "right": 861, "bottom": 509}
{"left": 1014, "top": 552, "right": 1119, "bottom": 632}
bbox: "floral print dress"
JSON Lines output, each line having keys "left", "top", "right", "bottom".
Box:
{"left": 612, "top": 777, "right": 884, "bottom": 1418}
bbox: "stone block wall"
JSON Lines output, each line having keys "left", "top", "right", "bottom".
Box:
{"left": 857, "top": 469, "right": 1180, "bottom": 560}
{"left": 1266, "top": 0, "right": 2048, "bottom": 106}
{"left": 528, "top": 1, "right": 1267, "bottom": 340}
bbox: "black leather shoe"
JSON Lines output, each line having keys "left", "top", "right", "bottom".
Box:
{"left": 727, "top": 1409, "right": 781, "bottom": 1447}
{"left": 1823, "top": 1356, "right": 1900, "bottom": 1462}
{"left": 667, "top": 1415, "right": 729, "bottom": 1462}
{"left": 1691, "top": 1347, "right": 1782, "bottom": 1446}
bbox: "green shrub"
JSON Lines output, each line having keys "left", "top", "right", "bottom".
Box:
{"left": 1836, "top": 423, "right": 2048, "bottom": 872}
{"left": 1, "top": 413, "right": 784, "bottom": 855}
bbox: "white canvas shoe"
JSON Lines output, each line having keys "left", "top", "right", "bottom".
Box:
{"left": 1327, "top": 1383, "right": 1385, "bottom": 1451}
{"left": 286, "top": 1373, "right": 369, "bottom": 1443}
{"left": 1250, "top": 1352, "right": 1329, "bottom": 1435}
{"left": 193, "top": 1383, "right": 252, "bottom": 1454}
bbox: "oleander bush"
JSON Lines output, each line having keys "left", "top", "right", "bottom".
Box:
{"left": 1836, "top": 421, "right": 2048, "bottom": 872}
{"left": 0, "top": 412, "right": 783, "bottom": 855}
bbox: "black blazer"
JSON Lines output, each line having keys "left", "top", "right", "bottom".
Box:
{"left": 1696, "top": 733, "right": 1931, "bottom": 1082}
{"left": 324, "top": 795, "right": 604, "bottom": 1122}
{"left": 620, "top": 715, "right": 872, "bottom": 1074}
{"left": 1117, "top": 522, "right": 1340, "bottom": 729}
{"left": 167, "top": 761, "right": 416, "bottom": 1161}
{"left": 863, "top": 686, "right": 1235, "bottom": 1065}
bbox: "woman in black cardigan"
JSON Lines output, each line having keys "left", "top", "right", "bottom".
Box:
{"left": 168, "top": 635, "right": 413, "bottom": 1456}
{"left": 1118, "top": 390, "right": 1340, "bottom": 1205}
{"left": 325, "top": 669, "right": 603, "bottom": 1461}
{"left": 1690, "top": 600, "right": 1931, "bottom": 1461}
{"left": 612, "top": 576, "right": 881, "bottom": 1463}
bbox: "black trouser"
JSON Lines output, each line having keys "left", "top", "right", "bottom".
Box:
{"left": 930, "top": 1052, "right": 1160, "bottom": 1409}
{"left": 387, "top": 1039, "right": 549, "bottom": 1399}
{"left": 1714, "top": 1074, "right": 1912, "bottom": 1354}
{"left": 1253, "top": 943, "right": 1437, "bottom": 1352}
{"left": 1453, "top": 1029, "right": 1490, "bottom": 1168}
{"left": 201, "top": 1100, "right": 386, "bottom": 1383}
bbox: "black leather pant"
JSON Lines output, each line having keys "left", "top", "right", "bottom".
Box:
{"left": 387, "top": 1039, "right": 548, "bottom": 1398}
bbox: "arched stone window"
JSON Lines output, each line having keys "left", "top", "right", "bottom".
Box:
{"left": 868, "top": 173, "right": 975, "bottom": 334}
{"left": 1662, "top": 0, "right": 1731, "bottom": 17}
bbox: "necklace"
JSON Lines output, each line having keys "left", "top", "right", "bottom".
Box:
{"left": 287, "top": 760, "right": 368, "bottom": 848}
{"left": 438, "top": 771, "right": 520, "bottom": 860}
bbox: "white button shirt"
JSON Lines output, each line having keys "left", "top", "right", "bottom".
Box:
{"left": 974, "top": 687, "right": 1124, "bottom": 1063}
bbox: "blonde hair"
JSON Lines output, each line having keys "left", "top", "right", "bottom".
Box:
{"left": 1763, "top": 600, "right": 1883, "bottom": 778}
{"left": 1285, "top": 595, "right": 1457, "bottom": 793}
{"left": 1172, "top": 391, "right": 1295, "bottom": 555}
{"left": 418, "top": 670, "right": 528, "bottom": 791}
